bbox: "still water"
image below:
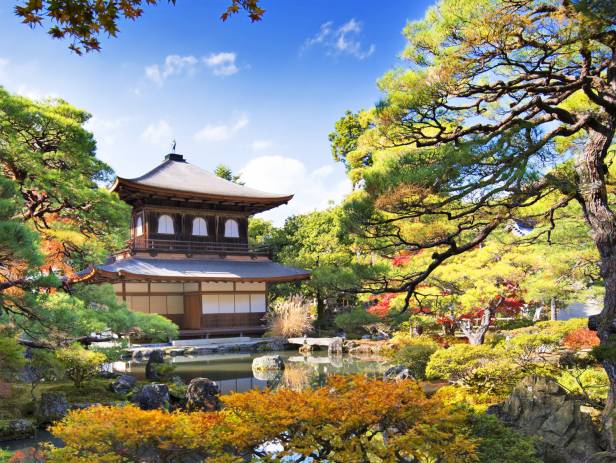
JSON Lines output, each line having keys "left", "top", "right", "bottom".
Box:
{"left": 118, "top": 350, "right": 392, "bottom": 393}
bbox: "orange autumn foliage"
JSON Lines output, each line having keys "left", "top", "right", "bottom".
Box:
{"left": 48, "top": 375, "right": 479, "bottom": 463}
{"left": 563, "top": 328, "right": 600, "bottom": 349}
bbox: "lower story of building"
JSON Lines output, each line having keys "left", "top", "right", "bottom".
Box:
{"left": 112, "top": 281, "right": 269, "bottom": 338}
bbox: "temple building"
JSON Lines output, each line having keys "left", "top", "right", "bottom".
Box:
{"left": 80, "top": 153, "right": 310, "bottom": 338}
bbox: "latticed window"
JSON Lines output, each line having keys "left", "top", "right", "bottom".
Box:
{"left": 192, "top": 217, "right": 208, "bottom": 236}
{"left": 157, "top": 215, "right": 174, "bottom": 234}
{"left": 224, "top": 219, "right": 239, "bottom": 238}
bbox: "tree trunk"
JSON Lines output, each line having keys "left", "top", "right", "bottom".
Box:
{"left": 459, "top": 304, "right": 494, "bottom": 345}
{"left": 574, "top": 120, "right": 616, "bottom": 448}
{"left": 550, "top": 297, "right": 557, "bottom": 321}
{"left": 533, "top": 305, "right": 543, "bottom": 322}
{"left": 316, "top": 291, "right": 325, "bottom": 329}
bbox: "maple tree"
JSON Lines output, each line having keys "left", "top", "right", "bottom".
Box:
{"left": 45, "top": 375, "right": 540, "bottom": 463}
{"left": 14, "top": 0, "right": 265, "bottom": 54}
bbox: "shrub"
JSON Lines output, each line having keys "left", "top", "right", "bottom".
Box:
{"left": 48, "top": 376, "right": 479, "bottom": 463}
{"left": 334, "top": 307, "right": 380, "bottom": 337}
{"left": 433, "top": 385, "right": 500, "bottom": 412}
{"left": 91, "top": 339, "right": 129, "bottom": 362}
{"left": 563, "top": 328, "right": 600, "bottom": 349}
{"left": 390, "top": 336, "right": 439, "bottom": 380}
{"left": 426, "top": 344, "right": 519, "bottom": 395}
{"left": 55, "top": 344, "right": 106, "bottom": 388}
{"left": 469, "top": 413, "right": 541, "bottom": 463}
{"left": 266, "top": 296, "right": 313, "bottom": 338}
{"left": 506, "top": 318, "right": 587, "bottom": 343}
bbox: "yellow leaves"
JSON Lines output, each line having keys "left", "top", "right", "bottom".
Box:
{"left": 47, "top": 376, "right": 480, "bottom": 463}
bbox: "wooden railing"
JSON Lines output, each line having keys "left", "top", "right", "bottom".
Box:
{"left": 131, "top": 237, "right": 270, "bottom": 256}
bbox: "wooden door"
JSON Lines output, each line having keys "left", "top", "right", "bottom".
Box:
{"left": 184, "top": 294, "right": 202, "bottom": 330}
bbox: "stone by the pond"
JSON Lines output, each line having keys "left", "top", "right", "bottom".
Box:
{"left": 186, "top": 378, "right": 221, "bottom": 412}
{"left": 145, "top": 349, "right": 165, "bottom": 380}
{"left": 0, "top": 418, "right": 36, "bottom": 442}
{"left": 586, "top": 452, "right": 616, "bottom": 463}
{"left": 110, "top": 374, "right": 138, "bottom": 394}
{"left": 131, "top": 384, "right": 170, "bottom": 410}
{"left": 383, "top": 365, "right": 413, "bottom": 382}
{"left": 328, "top": 337, "right": 344, "bottom": 355}
{"left": 488, "top": 375, "right": 602, "bottom": 463}
{"left": 252, "top": 355, "right": 285, "bottom": 371}
{"left": 36, "top": 391, "right": 69, "bottom": 424}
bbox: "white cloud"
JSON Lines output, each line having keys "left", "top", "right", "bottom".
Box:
{"left": 239, "top": 155, "right": 352, "bottom": 225}
{"left": 203, "top": 52, "right": 238, "bottom": 76}
{"left": 302, "top": 19, "right": 375, "bottom": 60}
{"left": 194, "top": 112, "right": 249, "bottom": 142}
{"left": 141, "top": 120, "right": 173, "bottom": 147}
{"left": 145, "top": 54, "right": 199, "bottom": 86}
{"left": 85, "top": 115, "right": 133, "bottom": 147}
{"left": 251, "top": 139, "right": 273, "bottom": 151}
{"left": 15, "top": 84, "right": 59, "bottom": 100}
{"left": 144, "top": 52, "right": 239, "bottom": 86}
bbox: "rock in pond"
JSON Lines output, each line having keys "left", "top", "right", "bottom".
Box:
{"left": 328, "top": 337, "right": 344, "bottom": 356}
{"left": 488, "top": 375, "right": 602, "bottom": 463}
{"left": 110, "top": 374, "right": 138, "bottom": 394}
{"left": 0, "top": 418, "right": 36, "bottom": 441}
{"left": 131, "top": 384, "right": 170, "bottom": 410}
{"left": 383, "top": 365, "right": 413, "bottom": 382}
{"left": 145, "top": 349, "right": 165, "bottom": 381}
{"left": 252, "top": 355, "right": 285, "bottom": 371}
{"left": 186, "top": 378, "right": 221, "bottom": 412}
{"left": 36, "top": 392, "right": 69, "bottom": 424}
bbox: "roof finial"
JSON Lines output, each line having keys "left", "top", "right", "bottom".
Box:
{"left": 171, "top": 139, "right": 177, "bottom": 153}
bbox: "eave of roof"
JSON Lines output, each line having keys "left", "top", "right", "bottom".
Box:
{"left": 76, "top": 257, "right": 311, "bottom": 284}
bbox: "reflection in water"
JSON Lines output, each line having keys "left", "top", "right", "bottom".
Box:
{"left": 118, "top": 350, "right": 391, "bottom": 393}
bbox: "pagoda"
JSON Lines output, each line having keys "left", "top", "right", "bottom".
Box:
{"left": 79, "top": 153, "right": 310, "bottom": 338}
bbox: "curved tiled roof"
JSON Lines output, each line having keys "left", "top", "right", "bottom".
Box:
{"left": 112, "top": 155, "right": 293, "bottom": 203}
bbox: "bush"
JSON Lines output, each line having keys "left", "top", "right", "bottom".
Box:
{"left": 48, "top": 376, "right": 480, "bottom": 463}
{"left": 390, "top": 336, "right": 439, "bottom": 380}
{"left": 266, "top": 296, "right": 313, "bottom": 338}
{"left": 470, "top": 413, "right": 541, "bottom": 463}
{"left": 91, "top": 339, "right": 129, "bottom": 362}
{"left": 426, "top": 344, "right": 519, "bottom": 395}
{"left": 55, "top": 344, "right": 106, "bottom": 388}
{"left": 563, "top": 328, "right": 600, "bottom": 349}
{"left": 433, "top": 385, "right": 500, "bottom": 412}
{"left": 506, "top": 318, "right": 587, "bottom": 343}
{"left": 334, "top": 307, "right": 380, "bottom": 337}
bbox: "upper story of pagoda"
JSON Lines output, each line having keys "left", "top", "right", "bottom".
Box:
{"left": 112, "top": 153, "right": 292, "bottom": 258}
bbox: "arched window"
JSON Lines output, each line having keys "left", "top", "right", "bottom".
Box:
{"left": 224, "top": 219, "right": 239, "bottom": 238}
{"left": 157, "top": 215, "right": 174, "bottom": 234}
{"left": 192, "top": 217, "right": 208, "bottom": 236}
{"left": 134, "top": 216, "right": 143, "bottom": 236}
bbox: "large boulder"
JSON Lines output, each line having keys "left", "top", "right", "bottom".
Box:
{"left": 110, "top": 374, "right": 138, "bottom": 394}
{"left": 383, "top": 365, "right": 413, "bottom": 382}
{"left": 488, "top": 375, "right": 603, "bottom": 463}
{"left": 145, "top": 349, "right": 165, "bottom": 381}
{"left": 186, "top": 378, "right": 221, "bottom": 411}
{"left": 586, "top": 452, "right": 616, "bottom": 463}
{"left": 131, "top": 383, "right": 170, "bottom": 410}
{"left": 328, "top": 337, "right": 344, "bottom": 356}
{"left": 36, "top": 391, "right": 69, "bottom": 424}
{"left": 0, "top": 419, "right": 36, "bottom": 441}
{"left": 252, "top": 355, "right": 285, "bottom": 371}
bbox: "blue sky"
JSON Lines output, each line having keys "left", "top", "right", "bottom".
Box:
{"left": 0, "top": 0, "right": 434, "bottom": 224}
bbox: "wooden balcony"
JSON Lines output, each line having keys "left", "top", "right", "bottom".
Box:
{"left": 131, "top": 237, "right": 270, "bottom": 256}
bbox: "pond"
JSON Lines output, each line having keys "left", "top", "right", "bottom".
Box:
{"left": 1, "top": 351, "right": 392, "bottom": 452}
{"left": 115, "top": 350, "right": 392, "bottom": 393}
